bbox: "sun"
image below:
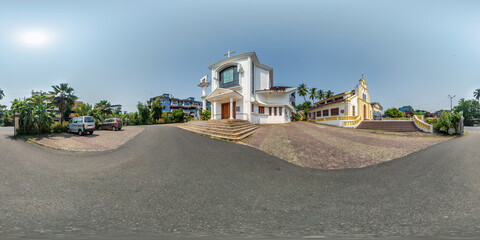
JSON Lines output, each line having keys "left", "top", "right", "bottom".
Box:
{"left": 18, "top": 30, "right": 52, "bottom": 47}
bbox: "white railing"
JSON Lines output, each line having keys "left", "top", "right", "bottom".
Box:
{"left": 413, "top": 115, "right": 433, "bottom": 133}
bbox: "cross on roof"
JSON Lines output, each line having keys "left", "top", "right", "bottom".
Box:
{"left": 224, "top": 50, "right": 235, "bottom": 58}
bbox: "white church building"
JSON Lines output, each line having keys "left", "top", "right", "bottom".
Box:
{"left": 200, "top": 52, "right": 296, "bottom": 124}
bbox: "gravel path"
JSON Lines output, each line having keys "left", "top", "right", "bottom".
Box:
{"left": 243, "top": 122, "right": 453, "bottom": 169}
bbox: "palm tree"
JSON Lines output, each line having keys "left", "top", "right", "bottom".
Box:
{"left": 74, "top": 103, "right": 93, "bottom": 116}
{"left": 0, "top": 88, "right": 4, "bottom": 100}
{"left": 50, "top": 83, "right": 77, "bottom": 124}
{"left": 316, "top": 89, "right": 325, "bottom": 100}
{"left": 325, "top": 90, "right": 334, "bottom": 99}
{"left": 297, "top": 83, "right": 308, "bottom": 102}
{"left": 309, "top": 87, "right": 318, "bottom": 101}
{"left": 95, "top": 100, "right": 112, "bottom": 116}
{"left": 474, "top": 88, "right": 480, "bottom": 102}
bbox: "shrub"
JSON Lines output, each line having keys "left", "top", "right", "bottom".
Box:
{"left": 52, "top": 122, "right": 68, "bottom": 133}
{"left": 385, "top": 108, "right": 404, "bottom": 118}
{"left": 201, "top": 110, "right": 211, "bottom": 120}
{"left": 171, "top": 109, "right": 185, "bottom": 123}
{"left": 434, "top": 111, "right": 461, "bottom": 134}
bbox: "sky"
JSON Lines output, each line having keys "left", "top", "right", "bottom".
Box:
{"left": 0, "top": 0, "right": 479, "bottom": 112}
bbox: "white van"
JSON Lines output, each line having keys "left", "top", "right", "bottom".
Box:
{"left": 68, "top": 116, "right": 95, "bottom": 135}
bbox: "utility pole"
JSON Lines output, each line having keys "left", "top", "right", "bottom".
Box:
{"left": 448, "top": 95, "right": 456, "bottom": 112}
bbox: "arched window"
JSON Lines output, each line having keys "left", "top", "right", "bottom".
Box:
{"left": 219, "top": 66, "right": 239, "bottom": 88}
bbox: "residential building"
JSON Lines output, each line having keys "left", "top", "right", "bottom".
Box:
{"left": 204, "top": 51, "right": 296, "bottom": 124}
{"left": 147, "top": 94, "right": 209, "bottom": 117}
{"left": 307, "top": 76, "right": 378, "bottom": 127}
{"left": 371, "top": 102, "right": 383, "bottom": 119}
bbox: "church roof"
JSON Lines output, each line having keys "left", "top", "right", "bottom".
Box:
{"left": 208, "top": 52, "right": 273, "bottom": 71}
{"left": 256, "top": 86, "right": 296, "bottom": 93}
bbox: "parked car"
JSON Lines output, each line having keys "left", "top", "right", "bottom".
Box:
{"left": 68, "top": 116, "right": 95, "bottom": 135}
{"left": 98, "top": 118, "right": 122, "bottom": 131}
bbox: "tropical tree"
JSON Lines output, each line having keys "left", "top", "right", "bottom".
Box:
{"left": 137, "top": 102, "right": 151, "bottom": 125}
{"left": 309, "top": 87, "right": 317, "bottom": 102}
{"left": 33, "top": 96, "right": 55, "bottom": 134}
{"left": 74, "top": 103, "right": 93, "bottom": 116}
{"left": 151, "top": 97, "right": 164, "bottom": 121}
{"left": 95, "top": 100, "right": 112, "bottom": 116}
{"left": 297, "top": 83, "right": 308, "bottom": 102}
{"left": 0, "top": 88, "right": 4, "bottom": 100}
{"left": 50, "top": 83, "right": 77, "bottom": 124}
{"left": 474, "top": 88, "right": 480, "bottom": 102}
{"left": 325, "top": 90, "right": 334, "bottom": 99}
{"left": 316, "top": 89, "right": 325, "bottom": 100}
{"left": 454, "top": 99, "right": 480, "bottom": 126}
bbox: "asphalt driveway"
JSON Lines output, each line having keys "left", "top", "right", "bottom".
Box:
{"left": 0, "top": 125, "right": 479, "bottom": 239}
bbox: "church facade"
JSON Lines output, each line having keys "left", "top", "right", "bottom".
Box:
{"left": 307, "top": 76, "right": 376, "bottom": 127}
{"left": 204, "top": 52, "right": 296, "bottom": 124}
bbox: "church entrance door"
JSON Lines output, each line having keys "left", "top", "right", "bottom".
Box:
{"left": 221, "top": 102, "right": 236, "bottom": 119}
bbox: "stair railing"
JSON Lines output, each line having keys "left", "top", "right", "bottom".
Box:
{"left": 413, "top": 115, "right": 433, "bottom": 133}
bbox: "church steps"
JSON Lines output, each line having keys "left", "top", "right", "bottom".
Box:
{"left": 178, "top": 120, "right": 258, "bottom": 140}
{"left": 356, "top": 121, "right": 422, "bottom": 132}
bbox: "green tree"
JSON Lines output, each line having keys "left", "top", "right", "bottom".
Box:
{"left": 474, "top": 88, "right": 480, "bottom": 102}
{"left": 316, "top": 89, "right": 325, "bottom": 100}
{"left": 32, "top": 95, "right": 55, "bottom": 134}
{"left": 74, "top": 103, "right": 93, "bottom": 116}
{"left": 95, "top": 100, "right": 112, "bottom": 116}
{"left": 151, "top": 98, "right": 164, "bottom": 121}
{"left": 297, "top": 83, "right": 308, "bottom": 102}
{"left": 201, "top": 109, "right": 211, "bottom": 120}
{"left": 50, "top": 83, "right": 77, "bottom": 125}
{"left": 0, "top": 88, "right": 4, "bottom": 100}
{"left": 137, "top": 102, "right": 151, "bottom": 125}
{"left": 325, "top": 90, "right": 334, "bottom": 99}
{"left": 171, "top": 108, "right": 185, "bottom": 123}
{"left": 385, "top": 108, "right": 404, "bottom": 118}
{"left": 296, "top": 101, "right": 312, "bottom": 111}
{"left": 309, "top": 87, "right": 317, "bottom": 102}
{"left": 454, "top": 98, "right": 480, "bottom": 126}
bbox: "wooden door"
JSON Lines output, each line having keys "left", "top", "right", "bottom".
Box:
{"left": 221, "top": 102, "right": 236, "bottom": 119}
{"left": 352, "top": 106, "right": 355, "bottom": 116}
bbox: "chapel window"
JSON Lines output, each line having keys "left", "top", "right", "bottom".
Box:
{"left": 220, "top": 66, "right": 239, "bottom": 88}
{"left": 331, "top": 108, "right": 339, "bottom": 116}
{"left": 259, "top": 106, "right": 265, "bottom": 114}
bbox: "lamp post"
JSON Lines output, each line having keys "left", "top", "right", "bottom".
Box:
{"left": 448, "top": 95, "right": 456, "bottom": 112}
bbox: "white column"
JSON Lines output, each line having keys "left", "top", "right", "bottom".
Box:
{"left": 202, "top": 86, "right": 207, "bottom": 111}
{"left": 212, "top": 102, "right": 215, "bottom": 119}
{"left": 229, "top": 97, "right": 233, "bottom": 119}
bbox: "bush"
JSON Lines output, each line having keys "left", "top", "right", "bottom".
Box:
{"left": 201, "top": 110, "right": 211, "bottom": 120}
{"left": 52, "top": 122, "right": 68, "bottom": 133}
{"left": 434, "top": 111, "right": 461, "bottom": 134}
{"left": 425, "top": 119, "right": 437, "bottom": 125}
{"left": 171, "top": 109, "right": 185, "bottom": 123}
{"left": 385, "top": 108, "right": 404, "bottom": 118}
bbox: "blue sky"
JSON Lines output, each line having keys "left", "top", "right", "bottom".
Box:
{"left": 0, "top": 0, "right": 478, "bottom": 112}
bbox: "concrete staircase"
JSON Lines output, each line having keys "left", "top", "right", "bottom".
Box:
{"left": 178, "top": 119, "right": 259, "bottom": 140}
{"left": 356, "top": 120, "right": 422, "bottom": 132}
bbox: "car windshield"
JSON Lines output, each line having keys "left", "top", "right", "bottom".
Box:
{"left": 84, "top": 117, "right": 95, "bottom": 123}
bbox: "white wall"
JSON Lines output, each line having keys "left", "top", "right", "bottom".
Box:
{"left": 254, "top": 67, "right": 270, "bottom": 91}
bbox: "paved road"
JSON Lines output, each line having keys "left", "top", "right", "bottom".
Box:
{"left": 1, "top": 125, "right": 480, "bottom": 239}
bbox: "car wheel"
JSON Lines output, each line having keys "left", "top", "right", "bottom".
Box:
{"left": 112, "top": 126, "right": 116, "bottom": 131}
{"left": 98, "top": 126, "right": 102, "bottom": 130}
{"left": 78, "top": 129, "right": 83, "bottom": 136}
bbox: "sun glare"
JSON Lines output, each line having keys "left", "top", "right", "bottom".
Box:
{"left": 18, "top": 30, "right": 51, "bottom": 47}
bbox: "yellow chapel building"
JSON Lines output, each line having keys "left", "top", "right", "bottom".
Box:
{"left": 307, "top": 76, "right": 377, "bottom": 127}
